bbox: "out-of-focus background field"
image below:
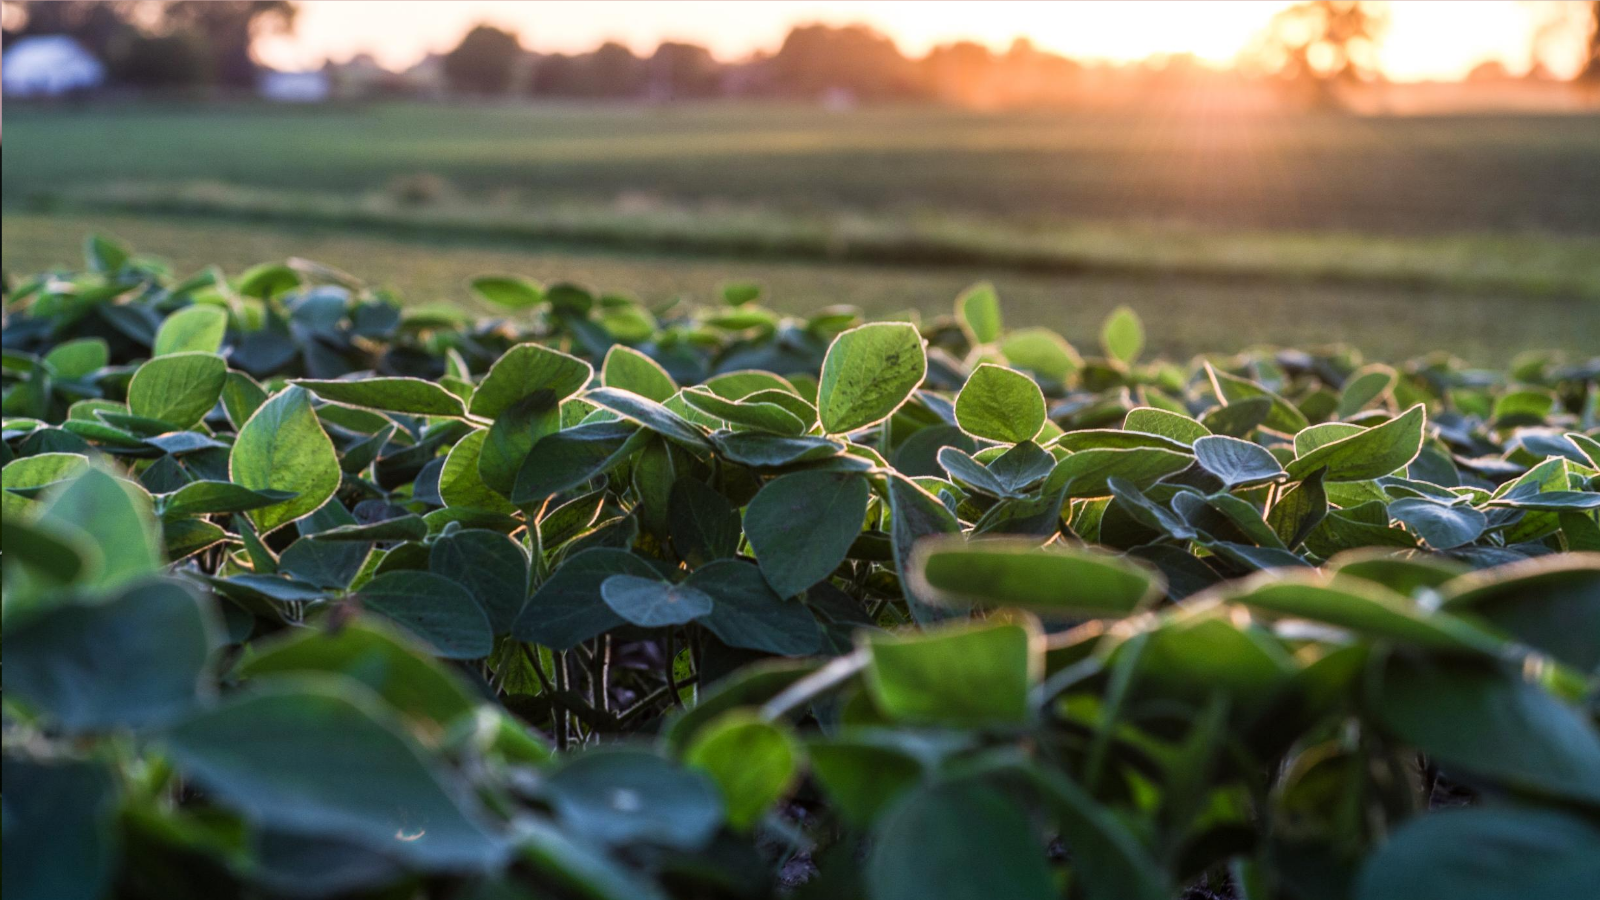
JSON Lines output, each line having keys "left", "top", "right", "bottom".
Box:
{"left": 5, "top": 1, "right": 1599, "bottom": 363}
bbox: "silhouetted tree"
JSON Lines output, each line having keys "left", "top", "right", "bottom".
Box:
{"left": 650, "top": 41, "right": 721, "bottom": 99}
{"left": 114, "top": 28, "right": 212, "bottom": 88}
{"left": 1582, "top": 1, "right": 1600, "bottom": 84}
{"left": 767, "top": 24, "right": 925, "bottom": 100}
{"left": 1247, "top": 0, "right": 1389, "bottom": 107}
{"left": 443, "top": 24, "right": 524, "bottom": 95}
{"left": 161, "top": 1, "right": 297, "bottom": 88}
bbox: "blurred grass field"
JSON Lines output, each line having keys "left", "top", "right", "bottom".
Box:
{"left": 4, "top": 101, "right": 1598, "bottom": 362}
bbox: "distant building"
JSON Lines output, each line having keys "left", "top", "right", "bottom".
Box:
{"left": 2, "top": 35, "right": 105, "bottom": 98}
{"left": 258, "top": 70, "right": 331, "bottom": 103}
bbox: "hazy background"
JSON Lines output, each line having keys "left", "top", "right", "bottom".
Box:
{"left": 4, "top": 0, "right": 1599, "bottom": 361}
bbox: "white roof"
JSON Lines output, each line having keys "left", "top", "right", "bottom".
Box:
{"left": 3, "top": 35, "right": 105, "bottom": 97}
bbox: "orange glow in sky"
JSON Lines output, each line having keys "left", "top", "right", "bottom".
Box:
{"left": 255, "top": 1, "right": 1594, "bottom": 82}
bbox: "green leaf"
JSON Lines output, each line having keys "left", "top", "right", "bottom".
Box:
{"left": 868, "top": 780, "right": 1056, "bottom": 900}
{"left": 1206, "top": 364, "right": 1309, "bottom": 435}
{"left": 468, "top": 343, "right": 591, "bottom": 419}
{"left": 1336, "top": 363, "right": 1396, "bottom": 418}
{"left": 6, "top": 578, "right": 215, "bottom": 732}
{"left": 816, "top": 322, "right": 926, "bottom": 435}
{"left": 1044, "top": 447, "right": 1194, "bottom": 499}
{"left": 1286, "top": 404, "right": 1426, "bottom": 482}
{"left": 127, "top": 351, "right": 227, "bottom": 429}
{"left": 684, "top": 711, "right": 799, "bottom": 830}
{"left": 1373, "top": 654, "right": 1600, "bottom": 806}
{"left": 162, "top": 676, "right": 506, "bottom": 870}
{"left": 600, "top": 574, "right": 713, "bottom": 627}
{"left": 955, "top": 363, "right": 1046, "bottom": 443}
{"left": 1124, "top": 406, "right": 1210, "bottom": 444}
{"left": 1100, "top": 305, "right": 1144, "bottom": 365}
{"left": 2, "top": 451, "right": 89, "bottom": 519}
{"left": 469, "top": 275, "right": 544, "bottom": 309}
{"left": 356, "top": 571, "right": 494, "bottom": 659}
{"left": 807, "top": 737, "right": 925, "bottom": 828}
{"left": 911, "top": 535, "right": 1162, "bottom": 617}
{"left": 687, "top": 560, "right": 822, "bottom": 656}
{"left": 1193, "top": 435, "right": 1285, "bottom": 488}
{"left": 956, "top": 281, "right": 1003, "bottom": 344}
{"left": 512, "top": 419, "right": 648, "bottom": 504}
{"left": 161, "top": 480, "right": 297, "bottom": 518}
{"left": 84, "top": 232, "right": 130, "bottom": 273}
{"left": 1387, "top": 498, "right": 1486, "bottom": 549}
{"left": 1356, "top": 807, "right": 1600, "bottom": 900}
{"left": 668, "top": 477, "right": 741, "bottom": 567}
{"left": 429, "top": 529, "right": 530, "bottom": 634}
{"left": 864, "top": 620, "right": 1037, "bottom": 726}
{"left": 236, "top": 621, "right": 479, "bottom": 735}
{"left": 293, "top": 377, "right": 467, "bottom": 418}
{"left": 2, "top": 758, "right": 120, "bottom": 900}
{"left": 1001, "top": 327, "right": 1080, "bottom": 383}
{"left": 44, "top": 337, "right": 110, "bottom": 378}
{"left": 153, "top": 305, "right": 228, "bottom": 356}
{"left": 230, "top": 386, "right": 342, "bottom": 533}
{"left": 36, "top": 467, "right": 162, "bottom": 592}
{"left": 543, "top": 749, "right": 722, "bottom": 850}
{"left": 1266, "top": 466, "right": 1327, "bottom": 549}
{"left": 745, "top": 470, "right": 870, "bottom": 598}
{"left": 439, "top": 429, "right": 517, "bottom": 515}
{"left": 513, "top": 548, "right": 658, "bottom": 650}
{"left": 1442, "top": 555, "right": 1600, "bottom": 672}
{"left": 1232, "top": 571, "right": 1503, "bottom": 655}
{"left": 713, "top": 432, "right": 845, "bottom": 468}
{"left": 478, "top": 393, "right": 564, "bottom": 495}
{"left": 600, "top": 345, "right": 677, "bottom": 402}
{"left": 584, "top": 386, "right": 712, "bottom": 450}
{"left": 683, "top": 387, "right": 807, "bottom": 435}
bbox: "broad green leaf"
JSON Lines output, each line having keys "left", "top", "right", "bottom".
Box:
{"left": 1193, "top": 435, "right": 1286, "bottom": 488}
{"left": 2, "top": 451, "right": 89, "bottom": 519}
{"left": 1356, "top": 807, "right": 1600, "bottom": 900}
{"left": 1286, "top": 404, "right": 1426, "bottom": 482}
{"left": 2, "top": 758, "right": 120, "bottom": 900}
{"left": 127, "top": 351, "right": 227, "bottom": 429}
{"left": 163, "top": 676, "right": 506, "bottom": 870}
{"left": 161, "top": 480, "right": 297, "bottom": 518}
{"left": 1043, "top": 447, "right": 1194, "bottom": 498}
{"left": 745, "top": 470, "right": 869, "bottom": 598}
{"left": 439, "top": 429, "right": 517, "bottom": 515}
{"left": 868, "top": 780, "right": 1056, "bottom": 900}
{"left": 1124, "top": 406, "right": 1210, "bottom": 444}
{"left": 543, "top": 749, "right": 722, "bottom": 850}
{"left": 469, "top": 275, "right": 543, "bottom": 309}
{"left": 1373, "top": 654, "right": 1600, "bottom": 806}
{"left": 713, "top": 432, "right": 845, "bottom": 468}
{"left": 683, "top": 387, "right": 807, "bottom": 435}
{"left": 668, "top": 477, "right": 741, "bottom": 567}
{"left": 6, "top": 578, "right": 215, "bottom": 732}
{"left": 600, "top": 345, "right": 676, "bottom": 402}
{"left": 600, "top": 574, "right": 713, "bottom": 627}
{"left": 514, "top": 818, "right": 670, "bottom": 900}
{"left": 807, "top": 737, "right": 925, "bottom": 828}
{"left": 36, "top": 467, "right": 161, "bottom": 593}
{"left": 911, "top": 536, "right": 1163, "bottom": 617}
{"left": 1230, "top": 571, "right": 1503, "bottom": 655}
{"left": 687, "top": 560, "right": 822, "bottom": 656}
{"left": 44, "top": 337, "right": 109, "bottom": 378}
{"left": 584, "top": 386, "right": 711, "bottom": 450}
{"left": 236, "top": 621, "right": 479, "bottom": 735}
{"left": 1100, "top": 305, "right": 1144, "bottom": 365}
{"left": 816, "top": 322, "right": 926, "bottom": 435}
{"left": 230, "top": 386, "right": 341, "bottom": 533}
{"left": 512, "top": 419, "right": 649, "bottom": 504}
{"left": 1387, "top": 497, "right": 1486, "bottom": 549}
{"left": 1206, "top": 364, "right": 1309, "bottom": 435}
{"left": 956, "top": 281, "right": 1003, "bottom": 344}
{"left": 293, "top": 377, "right": 467, "bottom": 418}
{"left": 864, "top": 620, "right": 1038, "bottom": 726}
{"left": 1442, "top": 555, "right": 1600, "bottom": 672}
{"left": 1001, "top": 327, "right": 1080, "bottom": 383}
{"left": 153, "top": 305, "right": 228, "bottom": 356}
{"left": 478, "top": 393, "right": 563, "bottom": 495}
{"left": 1337, "top": 363, "right": 1396, "bottom": 418}
{"left": 429, "top": 529, "right": 530, "bottom": 634}
{"left": 468, "top": 343, "right": 591, "bottom": 419}
{"left": 955, "top": 363, "right": 1045, "bottom": 443}
{"left": 356, "top": 571, "right": 493, "bottom": 659}
{"left": 513, "top": 548, "right": 658, "bottom": 650}
{"left": 684, "top": 712, "right": 799, "bottom": 831}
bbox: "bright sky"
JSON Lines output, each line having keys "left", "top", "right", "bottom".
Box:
{"left": 255, "top": 1, "right": 1593, "bottom": 82}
